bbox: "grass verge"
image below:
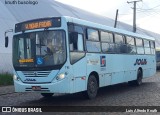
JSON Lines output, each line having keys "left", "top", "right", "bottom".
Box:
{"left": 0, "top": 73, "right": 13, "bottom": 86}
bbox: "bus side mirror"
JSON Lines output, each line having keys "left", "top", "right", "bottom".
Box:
{"left": 5, "top": 36, "right": 9, "bottom": 48}
{"left": 4, "top": 29, "right": 13, "bottom": 48}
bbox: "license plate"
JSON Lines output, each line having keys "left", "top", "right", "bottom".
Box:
{"left": 32, "top": 86, "right": 41, "bottom": 91}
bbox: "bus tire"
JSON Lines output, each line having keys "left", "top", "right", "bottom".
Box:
{"left": 41, "top": 93, "right": 54, "bottom": 98}
{"left": 135, "top": 69, "right": 143, "bottom": 86}
{"left": 86, "top": 74, "right": 98, "bottom": 99}
{"left": 128, "top": 69, "right": 142, "bottom": 86}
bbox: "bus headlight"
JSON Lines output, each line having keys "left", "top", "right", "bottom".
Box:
{"left": 56, "top": 73, "right": 65, "bottom": 80}
{"left": 13, "top": 74, "right": 20, "bottom": 81}
{"left": 13, "top": 75, "right": 17, "bottom": 80}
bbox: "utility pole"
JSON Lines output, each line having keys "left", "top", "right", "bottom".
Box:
{"left": 114, "top": 9, "right": 119, "bottom": 28}
{"left": 127, "top": 0, "right": 142, "bottom": 33}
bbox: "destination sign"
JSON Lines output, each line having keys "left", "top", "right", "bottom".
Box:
{"left": 15, "top": 17, "right": 61, "bottom": 33}
{"left": 19, "top": 59, "right": 34, "bottom": 63}
{"left": 25, "top": 20, "right": 52, "bottom": 30}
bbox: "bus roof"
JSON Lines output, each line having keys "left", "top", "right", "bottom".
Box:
{"left": 63, "top": 16, "right": 155, "bottom": 41}
{"left": 15, "top": 16, "right": 155, "bottom": 41}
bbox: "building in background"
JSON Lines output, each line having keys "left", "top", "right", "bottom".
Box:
{"left": 0, "top": 0, "right": 160, "bottom": 73}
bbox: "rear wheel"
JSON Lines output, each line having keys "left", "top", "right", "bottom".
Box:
{"left": 135, "top": 69, "right": 142, "bottom": 86}
{"left": 128, "top": 69, "right": 142, "bottom": 86}
{"left": 86, "top": 74, "right": 98, "bottom": 99}
{"left": 41, "top": 93, "right": 54, "bottom": 98}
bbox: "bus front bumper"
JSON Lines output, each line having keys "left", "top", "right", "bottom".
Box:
{"left": 14, "top": 78, "right": 72, "bottom": 94}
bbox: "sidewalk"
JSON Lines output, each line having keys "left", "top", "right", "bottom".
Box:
{"left": 0, "top": 85, "right": 14, "bottom": 95}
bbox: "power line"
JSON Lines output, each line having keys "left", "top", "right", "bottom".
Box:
{"left": 137, "top": 9, "right": 160, "bottom": 17}
{"left": 137, "top": 4, "right": 160, "bottom": 11}
{"left": 135, "top": 2, "right": 160, "bottom": 19}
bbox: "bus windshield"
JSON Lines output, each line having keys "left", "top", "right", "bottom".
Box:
{"left": 13, "top": 30, "right": 66, "bottom": 70}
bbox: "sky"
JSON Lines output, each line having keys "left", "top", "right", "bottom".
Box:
{"left": 56, "top": 0, "right": 160, "bottom": 34}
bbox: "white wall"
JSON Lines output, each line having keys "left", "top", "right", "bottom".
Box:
{"left": 0, "top": 1, "right": 17, "bottom": 74}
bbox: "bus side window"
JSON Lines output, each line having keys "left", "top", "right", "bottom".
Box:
{"left": 101, "top": 31, "right": 113, "bottom": 43}
{"left": 86, "top": 28, "right": 101, "bottom": 52}
{"left": 114, "top": 34, "right": 127, "bottom": 53}
{"left": 69, "top": 32, "right": 85, "bottom": 64}
{"left": 136, "top": 38, "right": 144, "bottom": 54}
{"left": 69, "top": 33, "right": 84, "bottom": 51}
{"left": 144, "top": 40, "right": 151, "bottom": 54}
{"left": 87, "top": 28, "right": 99, "bottom": 41}
{"left": 150, "top": 41, "right": 155, "bottom": 54}
{"left": 77, "top": 34, "right": 84, "bottom": 51}
{"left": 126, "top": 36, "right": 136, "bottom": 54}
{"left": 101, "top": 31, "right": 114, "bottom": 53}
{"left": 114, "top": 34, "right": 125, "bottom": 44}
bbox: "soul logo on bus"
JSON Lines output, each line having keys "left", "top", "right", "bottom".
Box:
{"left": 134, "top": 59, "right": 147, "bottom": 66}
{"left": 24, "top": 78, "right": 36, "bottom": 82}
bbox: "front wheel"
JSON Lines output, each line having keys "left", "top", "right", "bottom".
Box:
{"left": 41, "top": 93, "right": 54, "bottom": 98}
{"left": 86, "top": 75, "right": 98, "bottom": 99}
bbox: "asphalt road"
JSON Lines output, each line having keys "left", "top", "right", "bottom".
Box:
{"left": 0, "top": 71, "right": 160, "bottom": 114}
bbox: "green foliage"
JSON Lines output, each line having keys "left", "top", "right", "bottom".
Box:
{"left": 0, "top": 73, "right": 13, "bottom": 86}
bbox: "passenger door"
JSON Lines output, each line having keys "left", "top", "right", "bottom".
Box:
{"left": 69, "top": 32, "right": 86, "bottom": 92}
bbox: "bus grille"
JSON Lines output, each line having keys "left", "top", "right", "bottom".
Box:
{"left": 22, "top": 71, "right": 51, "bottom": 77}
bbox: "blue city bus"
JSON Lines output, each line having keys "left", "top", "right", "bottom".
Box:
{"left": 5, "top": 16, "right": 156, "bottom": 99}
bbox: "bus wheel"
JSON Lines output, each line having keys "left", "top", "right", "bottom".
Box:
{"left": 128, "top": 69, "right": 142, "bottom": 86}
{"left": 135, "top": 69, "right": 142, "bottom": 86}
{"left": 86, "top": 74, "right": 98, "bottom": 99}
{"left": 41, "top": 93, "right": 54, "bottom": 98}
